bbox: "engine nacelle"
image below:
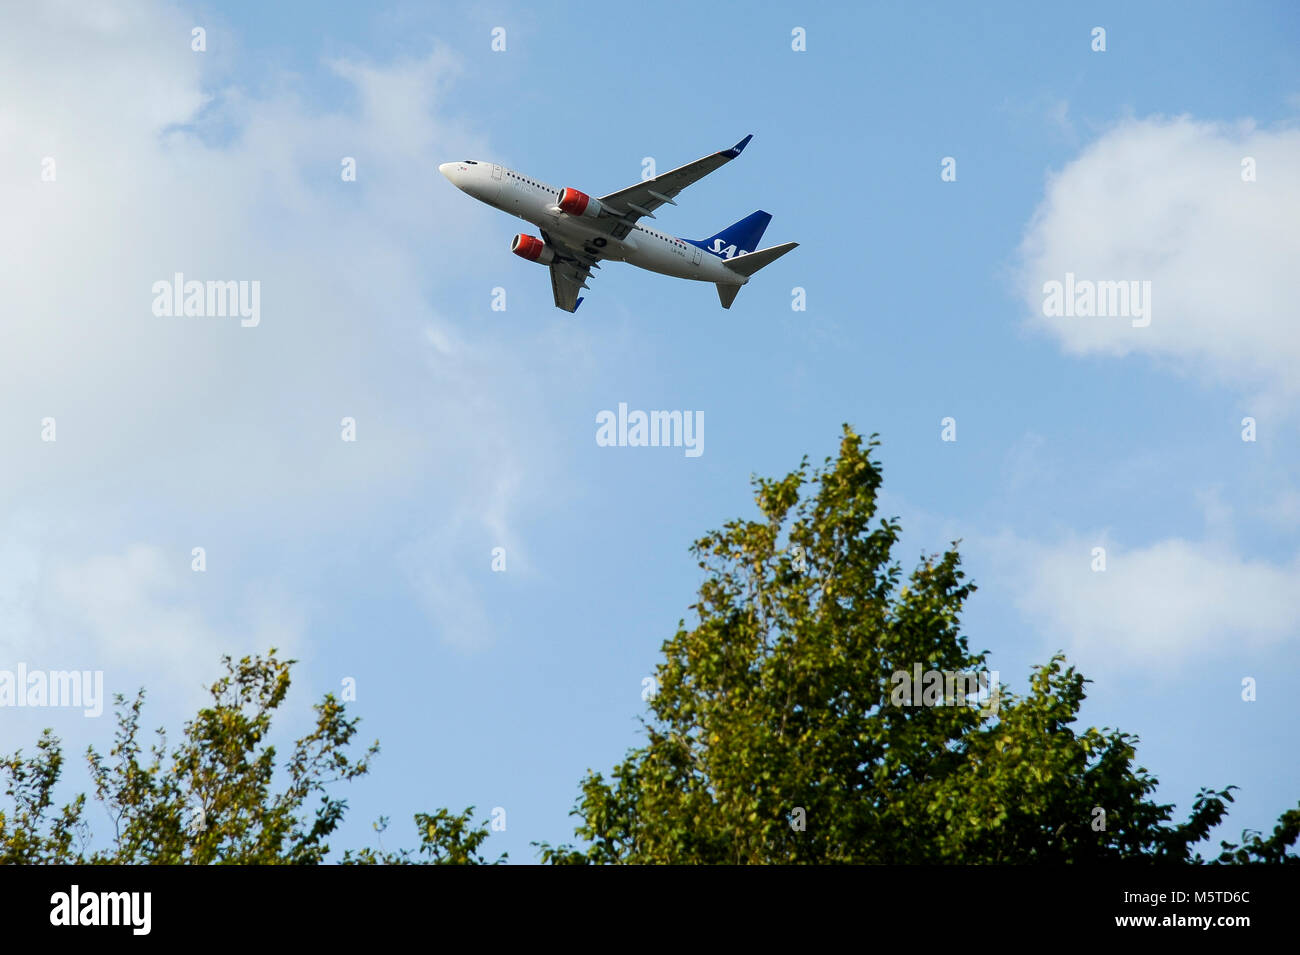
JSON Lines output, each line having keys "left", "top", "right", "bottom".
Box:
{"left": 557, "top": 187, "right": 603, "bottom": 218}
{"left": 511, "top": 233, "right": 555, "bottom": 265}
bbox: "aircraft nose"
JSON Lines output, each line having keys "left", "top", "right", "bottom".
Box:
{"left": 438, "top": 162, "right": 457, "bottom": 182}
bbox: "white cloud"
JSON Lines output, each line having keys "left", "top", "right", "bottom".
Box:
{"left": 986, "top": 528, "right": 1300, "bottom": 666}
{"left": 49, "top": 544, "right": 222, "bottom": 662}
{"left": 1016, "top": 115, "right": 1300, "bottom": 401}
{"left": 0, "top": 514, "right": 308, "bottom": 707}
{"left": 1267, "top": 487, "right": 1300, "bottom": 527}
{"left": 1008, "top": 117, "right": 1300, "bottom": 666}
{"left": 0, "top": 2, "right": 571, "bottom": 675}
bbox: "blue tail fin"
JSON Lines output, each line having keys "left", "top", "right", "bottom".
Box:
{"left": 690, "top": 210, "right": 772, "bottom": 260}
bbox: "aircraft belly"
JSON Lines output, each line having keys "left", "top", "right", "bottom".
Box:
{"left": 548, "top": 218, "right": 587, "bottom": 243}
{"left": 629, "top": 246, "right": 707, "bottom": 282}
{"left": 548, "top": 218, "right": 629, "bottom": 260}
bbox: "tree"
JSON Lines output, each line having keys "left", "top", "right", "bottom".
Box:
{"left": 540, "top": 426, "right": 1299, "bottom": 864}
{"left": 0, "top": 650, "right": 502, "bottom": 864}
{"left": 4, "top": 429, "right": 1294, "bottom": 866}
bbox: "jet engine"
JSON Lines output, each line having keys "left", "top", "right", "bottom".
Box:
{"left": 557, "top": 188, "right": 603, "bottom": 218}
{"left": 510, "top": 233, "right": 555, "bottom": 265}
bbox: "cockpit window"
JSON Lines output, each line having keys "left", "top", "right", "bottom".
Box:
{"left": 462, "top": 160, "right": 478, "bottom": 165}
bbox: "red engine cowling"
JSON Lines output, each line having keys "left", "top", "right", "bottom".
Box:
{"left": 558, "top": 187, "right": 602, "bottom": 218}
{"left": 511, "top": 233, "right": 555, "bottom": 265}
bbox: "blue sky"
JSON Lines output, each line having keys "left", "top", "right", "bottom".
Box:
{"left": 2, "top": 1, "right": 1298, "bottom": 862}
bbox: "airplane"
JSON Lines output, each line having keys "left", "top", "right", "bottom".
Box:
{"left": 438, "top": 134, "right": 797, "bottom": 313}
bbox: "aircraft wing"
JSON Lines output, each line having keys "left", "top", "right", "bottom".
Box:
{"left": 591, "top": 134, "right": 753, "bottom": 240}
{"left": 541, "top": 228, "right": 598, "bottom": 313}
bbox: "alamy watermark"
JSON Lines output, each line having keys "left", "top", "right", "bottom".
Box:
{"left": 50, "top": 885, "right": 151, "bottom": 935}
{"left": 151, "top": 273, "right": 260, "bottom": 327}
{"left": 0, "top": 664, "right": 104, "bottom": 717}
{"left": 595, "top": 403, "right": 703, "bottom": 458}
{"left": 1042, "top": 272, "right": 1151, "bottom": 328}
{"left": 889, "top": 664, "right": 1000, "bottom": 716}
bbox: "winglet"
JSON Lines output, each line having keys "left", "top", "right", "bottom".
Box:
{"left": 723, "top": 134, "right": 753, "bottom": 158}
{"left": 574, "top": 297, "right": 584, "bottom": 312}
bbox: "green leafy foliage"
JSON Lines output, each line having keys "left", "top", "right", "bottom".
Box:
{"left": 0, "top": 651, "right": 501, "bottom": 864}
{"left": 2, "top": 428, "right": 1294, "bottom": 866}
{"left": 540, "top": 426, "right": 1299, "bottom": 864}
{"left": 342, "top": 808, "right": 504, "bottom": 865}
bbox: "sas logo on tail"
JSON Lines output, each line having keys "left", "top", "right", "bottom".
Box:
{"left": 709, "top": 239, "right": 748, "bottom": 259}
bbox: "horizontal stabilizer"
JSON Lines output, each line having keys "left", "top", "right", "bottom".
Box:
{"left": 722, "top": 241, "right": 799, "bottom": 278}
{"left": 716, "top": 283, "right": 742, "bottom": 309}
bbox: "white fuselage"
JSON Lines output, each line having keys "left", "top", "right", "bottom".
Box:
{"left": 438, "top": 160, "right": 746, "bottom": 287}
